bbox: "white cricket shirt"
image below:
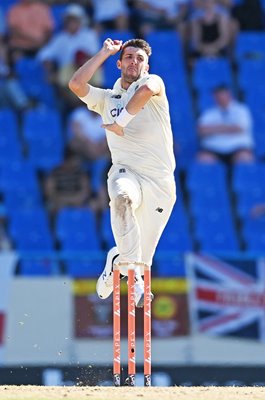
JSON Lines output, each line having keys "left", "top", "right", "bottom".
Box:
{"left": 79, "top": 74, "right": 176, "bottom": 179}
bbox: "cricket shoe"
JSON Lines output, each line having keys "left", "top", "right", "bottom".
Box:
{"left": 134, "top": 278, "right": 154, "bottom": 308}
{"left": 96, "top": 247, "right": 119, "bottom": 299}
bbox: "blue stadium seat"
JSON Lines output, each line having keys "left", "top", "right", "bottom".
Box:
{"left": 252, "top": 113, "right": 265, "bottom": 158}
{"left": 3, "top": 186, "right": 43, "bottom": 212}
{"left": 232, "top": 163, "right": 265, "bottom": 218}
{"left": 157, "top": 200, "right": 193, "bottom": 252}
{"left": 101, "top": 208, "right": 115, "bottom": 249}
{"left": 186, "top": 162, "right": 227, "bottom": 193}
{"left": 55, "top": 207, "right": 101, "bottom": 250}
{"left": 56, "top": 207, "right": 102, "bottom": 277}
{"left": 20, "top": 259, "right": 61, "bottom": 276}
{"left": 235, "top": 32, "right": 265, "bottom": 62}
{"left": 236, "top": 189, "right": 265, "bottom": 219}
{"left": 51, "top": 4, "right": 68, "bottom": 32}
{"left": 187, "top": 162, "right": 239, "bottom": 251}
{"left": 232, "top": 163, "right": 265, "bottom": 193}
{"left": 1, "top": 0, "right": 17, "bottom": 14}
{"left": 154, "top": 255, "right": 186, "bottom": 277}
{"left": 244, "top": 87, "right": 265, "bottom": 114}
{"left": 190, "top": 187, "right": 231, "bottom": 217}
{"left": 0, "top": 108, "right": 22, "bottom": 162}
{"left": 192, "top": 57, "right": 233, "bottom": 91}
{"left": 0, "top": 160, "right": 40, "bottom": 192}
{"left": 238, "top": 59, "right": 265, "bottom": 91}
{"left": 145, "top": 31, "right": 184, "bottom": 61}
{"left": 196, "top": 89, "right": 215, "bottom": 113}
{"left": 64, "top": 259, "right": 103, "bottom": 278}
{"left": 14, "top": 57, "right": 56, "bottom": 107}
{"left": 242, "top": 215, "right": 265, "bottom": 251}
{"left": 23, "top": 106, "right": 64, "bottom": 171}
{"left": 194, "top": 209, "right": 240, "bottom": 251}
{"left": 169, "top": 97, "right": 197, "bottom": 169}
{"left": 145, "top": 31, "right": 186, "bottom": 84}
{"left": 8, "top": 208, "right": 54, "bottom": 251}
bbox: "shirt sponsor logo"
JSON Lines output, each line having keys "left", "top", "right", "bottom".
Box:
{"left": 110, "top": 107, "right": 124, "bottom": 118}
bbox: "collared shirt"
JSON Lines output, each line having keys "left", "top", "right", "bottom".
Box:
{"left": 79, "top": 74, "right": 176, "bottom": 179}
{"left": 68, "top": 106, "right": 106, "bottom": 142}
{"left": 198, "top": 100, "right": 254, "bottom": 154}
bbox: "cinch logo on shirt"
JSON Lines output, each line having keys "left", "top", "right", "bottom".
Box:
{"left": 110, "top": 107, "right": 124, "bottom": 118}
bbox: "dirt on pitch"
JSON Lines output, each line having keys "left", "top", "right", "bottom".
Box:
{"left": 0, "top": 386, "right": 265, "bottom": 400}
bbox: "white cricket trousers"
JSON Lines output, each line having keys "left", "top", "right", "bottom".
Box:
{"left": 107, "top": 164, "right": 176, "bottom": 274}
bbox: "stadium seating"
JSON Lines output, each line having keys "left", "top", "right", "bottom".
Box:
{"left": 55, "top": 207, "right": 103, "bottom": 276}
{"left": 50, "top": 4, "right": 68, "bottom": 32}
{"left": 0, "top": 108, "right": 22, "bottom": 162}
{"left": 196, "top": 89, "right": 215, "bottom": 114}
{"left": 2, "top": 6, "right": 265, "bottom": 277}
{"left": 22, "top": 106, "right": 64, "bottom": 171}
{"left": 157, "top": 198, "right": 193, "bottom": 253}
{"left": 238, "top": 58, "right": 265, "bottom": 92}
{"left": 187, "top": 162, "right": 240, "bottom": 251}
{"left": 101, "top": 208, "right": 115, "bottom": 249}
{"left": 192, "top": 57, "right": 233, "bottom": 92}
{"left": 19, "top": 259, "right": 61, "bottom": 276}
{"left": 3, "top": 186, "right": 43, "bottom": 213}
{"left": 145, "top": 30, "right": 186, "bottom": 83}
{"left": 55, "top": 207, "right": 101, "bottom": 251}
{"left": 147, "top": 31, "right": 198, "bottom": 169}
{"left": 235, "top": 32, "right": 265, "bottom": 62}
{"left": 242, "top": 215, "right": 265, "bottom": 251}
{"left": 232, "top": 163, "right": 265, "bottom": 219}
{"left": 0, "top": 159, "right": 40, "bottom": 193}
{"left": 1, "top": 0, "right": 17, "bottom": 14}
{"left": 8, "top": 208, "right": 54, "bottom": 251}
{"left": 14, "top": 57, "right": 56, "bottom": 108}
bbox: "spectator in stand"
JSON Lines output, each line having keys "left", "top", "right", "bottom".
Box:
{"left": 43, "top": 147, "right": 91, "bottom": 217}
{"left": 7, "top": 0, "right": 54, "bottom": 59}
{"left": 196, "top": 84, "right": 255, "bottom": 164}
{"left": 90, "top": 0, "right": 129, "bottom": 32}
{"left": 190, "top": 0, "right": 233, "bottom": 58}
{"left": 131, "top": 0, "right": 190, "bottom": 37}
{"left": 67, "top": 105, "right": 111, "bottom": 196}
{"left": 37, "top": 4, "right": 101, "bottom": 111}
{"left": 0, "top": 7, "right": 31, "bottom": 111}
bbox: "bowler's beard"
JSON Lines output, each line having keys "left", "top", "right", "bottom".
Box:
{"left": 123, "top": 69, "right": 144, "bottom": 84}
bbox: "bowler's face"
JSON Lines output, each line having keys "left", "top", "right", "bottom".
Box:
{"left": 118, "top": 47, "right": 149, "bottom": 83}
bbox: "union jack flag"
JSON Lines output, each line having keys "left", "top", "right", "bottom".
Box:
{"left": 186, "top": 253, "right": 265, "bottom": 341}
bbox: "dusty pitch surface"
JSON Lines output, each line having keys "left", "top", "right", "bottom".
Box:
{"left": 0, "top": 386, "right": 265, "bottom": 400}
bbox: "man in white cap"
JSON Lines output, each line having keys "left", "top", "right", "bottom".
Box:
{"left": 38, "top": 4, "right": 101, "bottom": 108}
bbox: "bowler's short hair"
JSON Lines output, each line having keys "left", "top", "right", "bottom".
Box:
{"left": 119, "top": 39, "right": 152, "bottom": 60}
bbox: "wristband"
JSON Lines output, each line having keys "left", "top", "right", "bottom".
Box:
{"left": 115, "top": 108, "right": 135, "bottom": 127}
